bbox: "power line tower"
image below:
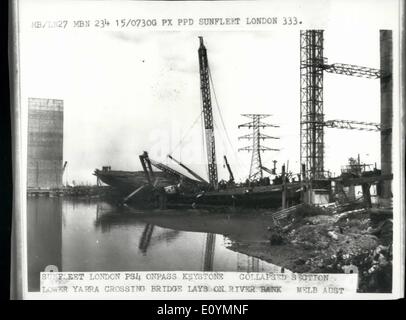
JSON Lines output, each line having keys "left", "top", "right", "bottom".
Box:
{"left": 238, "top": 114, "right": 279, "bottom": 181}
{"left": 300, "top": 30, "right": 381, "bottom": 181}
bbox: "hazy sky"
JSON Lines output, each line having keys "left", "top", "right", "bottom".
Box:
{"left": 19, "top": 0, "right": 399, "bottom": 184}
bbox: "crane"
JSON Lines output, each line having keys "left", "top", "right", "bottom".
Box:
{"left": 62, "top": 161, "right": 68, "bottom": 175}
{"left": 324, "top": 120, "right": 380, "bottom": 132}
{"left": 198, "top": 36, "right": 218, "bottom": 189}
{"left": 198, "top": 36, "right": 217, "bottom": 271}
{"left": 323, "top": 63, "right": 380, "bottom": 79}
{"left": 167, "top": 155, "right": 209, "bottom": 184}
{"left": 61, "top": 161, "right": 68, "bottom": 186}
{"left": 140, "top": 152, "right": 201, "bottom": 186}
{"left": 223, "top": 155, "right": 234, "bottom": 183}
{"left": 260, "top": 165, "right": 274, "bottom": 176}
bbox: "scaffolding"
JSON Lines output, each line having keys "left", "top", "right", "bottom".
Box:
{"left": 300, "top": 30, "right": 382, "bottom": 181}
{"left": 300, "top": 30, "right": 325, "bottom": 180}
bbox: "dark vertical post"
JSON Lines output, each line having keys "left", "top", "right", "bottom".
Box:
{"left": 380, "top": 30, "right": 393, "bottom": 199}
{"left": 362, "top": 183, "right": 372, "bottom": 208}
{"left": 139, "top": 154, "right": 152, "bottom": 185}
{"left": 282, "top": 164, "right": 286, "bottom": 209}
{"left": 203, "top": 233, "right": 215, "bottom": 271}
{"left": 145, "top": 158, "right": 154, "bottom": 180}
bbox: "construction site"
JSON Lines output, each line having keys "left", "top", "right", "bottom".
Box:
{"left": 93, "top": 30, "right": 393, "bottom": 292}
{"left": 28, "top": 30, "right": 394, "bottom": 293}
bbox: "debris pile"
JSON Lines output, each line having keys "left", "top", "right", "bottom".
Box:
{"left": 273, "top": 203, "right": 393, "bottom": 292}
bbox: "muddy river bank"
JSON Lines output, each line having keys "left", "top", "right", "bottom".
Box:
{"left": 125, "top": 204, "right": 393, "bottom": 293}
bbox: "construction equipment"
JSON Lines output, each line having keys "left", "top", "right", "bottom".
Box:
{"left": 139, "top": 152, "right": 154, "bottom": 185}
{"left": 300, "top": 30, "right": 382, "bottom": 180}
{"left": 260, "top": 165, "right": 274, "bottom": 176}
{"left": 323, "top": 63, "right": 380, "bottom": 79}
{"left": 324, "top": 120, "right": 380, "bottom": 132}
{"left": 198, "top": 37, "right": 218, "bottom": 272}
{"left": 238, "top": 114, "right": 279, "bottom": 180}
{"left": 62, "top": 161, "right": 68, "bottom": 186}
{"left": 198, "top": 36, "right": 218, "bottom": 189}
{"left": 167, "top": 154, "right": 209, "bottom": 184}
{"left": 122, "top": 185, "right": 147, "bottom": 203}
{"left": 223, "top": 155, "right": 234, "bottom": 183}
{"left": 141, "top": 151, "right": 200, "bottom": 186}
{"left": 62, "top": 161, "right": 68, "bottom": 175}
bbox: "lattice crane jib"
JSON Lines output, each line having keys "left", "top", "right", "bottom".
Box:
{"left": 324, "top": 120, "right": 381, "bottom": 132}
{"left": 198, "top": 37, "right": 218, "bottom": 188}
{"left": 238, "top": 114, "right": 279, "bottom": 181}
{"left": 323, "top": 63, "right": 381, "bottom": 79}
{"left": 300, "top": 30, "right": 325, "bottom": 181}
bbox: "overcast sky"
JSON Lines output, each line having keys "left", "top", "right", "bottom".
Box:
{"left": 19, "top": 0, "right": 399, "bottom": 184}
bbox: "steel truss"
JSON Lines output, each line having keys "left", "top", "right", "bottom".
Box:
{"left": 323, "top": 63, "right": 380, "bottom": 79}
{"left": 300, "top": 30, "right": 381, "bottom": 181}
{"left": 324, "top": 119, "right": 381, "bottom": 132}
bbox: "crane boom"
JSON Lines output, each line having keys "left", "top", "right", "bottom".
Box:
{"left": 167, "top": 155, "right": 209, "bottom": 184}
{"left": 324, "top": 119, "right": 381, "bottom": 131}
{"left": 223, "top": 156, "right": 234, "bottom": 183}
{"left": 62, "top": 161, "right": 68, "bottom": 174}
{"left": 198, "top": 36, "right": 218, "bottom": 189}
{"left": 141, "top": 152, "right": 200, "bottom": 185}
{"left": 323, "top": 63, "right": 381, "bottom": 79}
{"left": 260, "top": 165, "right": 274, "bottom": 175}
{"left": 149, "top": 159, "right": 198, "bottom": 185}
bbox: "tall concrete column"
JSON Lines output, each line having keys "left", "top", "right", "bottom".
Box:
{"left": 380, "top": 30, "right": 393, "bottom": 198}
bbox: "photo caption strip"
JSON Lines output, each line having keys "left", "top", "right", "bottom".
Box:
{"left": 40, "top": 271, "right": 357, "bottom": 299}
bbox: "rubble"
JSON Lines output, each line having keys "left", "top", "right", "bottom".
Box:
{"left": 273, "top": 203, "right": 393, "bottom": 292}
{"left": 133, "top": 201, "right": 393, "bottom": 293}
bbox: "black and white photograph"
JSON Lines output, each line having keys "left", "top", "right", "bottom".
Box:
{"left": 10, "top": 0, "right": 404, "bottom": 299}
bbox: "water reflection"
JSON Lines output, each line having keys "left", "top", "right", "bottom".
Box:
{"left": 203, "top": 234, "right": 216, "bottom": 271}
{"left": 27, "top": 197, "right": 62, "bottom": 291}
{"left": 139, "top": 224, "right": 154, "bottom": 254}
{"left": 27, "top": 198, "right": 286, "bottom": 292}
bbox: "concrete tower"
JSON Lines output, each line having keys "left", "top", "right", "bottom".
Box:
{"left": 27, "top": 98, "right": 64, "bottom": 189}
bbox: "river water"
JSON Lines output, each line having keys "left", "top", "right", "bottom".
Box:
{"left": 27, "top": 197, "right": 283, "bottom": 292}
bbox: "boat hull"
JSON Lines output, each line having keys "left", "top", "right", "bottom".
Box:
{"left": 94, "top": 169, "right": 177, "bottom": 194}
{"left": 94, "top": 169, "right": 301, "bottom": 209}
{"left": 166, "top": 186, "right": 301, "bottom": 209}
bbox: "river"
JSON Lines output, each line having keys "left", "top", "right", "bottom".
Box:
{"left": 27, "top": 197, "right": 284, "bottom": 292}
